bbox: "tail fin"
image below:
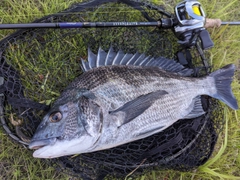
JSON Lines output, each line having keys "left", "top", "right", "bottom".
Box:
{"left": 210, "top": 64, "right": 238, "bottom": 110}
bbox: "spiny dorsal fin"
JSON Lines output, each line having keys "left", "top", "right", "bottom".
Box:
{"left": 88, "top": 47, "right": 97, "bottom": 69}
{"left": 105, "top": 46, "right": 116, "bottom": 65}
{"left": 81, "top": 47, "right": 193, "bottom": 76}
{"left": 96, "top": 47, "right": 107, "bottom": 67}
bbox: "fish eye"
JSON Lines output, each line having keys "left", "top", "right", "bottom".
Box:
{"left": 49, "top": 112, "right": 62, "bottom": 123}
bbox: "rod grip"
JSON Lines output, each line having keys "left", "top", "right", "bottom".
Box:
{"left": 204, "top": 18, "right": 222, "bottom": 28}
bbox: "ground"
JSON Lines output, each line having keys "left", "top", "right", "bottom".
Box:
{"left": 0, "top": 0, "right": 239, "bottom": 179}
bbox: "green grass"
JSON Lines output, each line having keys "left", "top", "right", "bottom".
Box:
{"left": 0, "top": 0, "right": 240, "bottom": 179}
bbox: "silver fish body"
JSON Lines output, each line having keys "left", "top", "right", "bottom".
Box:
{"left": 29, "top": 48, "right": 238, "bottom": 158}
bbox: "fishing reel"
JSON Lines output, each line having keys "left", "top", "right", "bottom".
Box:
{"left": 174, "top": 0, "right": 213, "bottom": 49}
{"left": 171, "top": 0, "right": 214, "bottom": 72}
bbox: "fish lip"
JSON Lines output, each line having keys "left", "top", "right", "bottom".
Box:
{"left": 29, "top": 137, "right": 57, "bottom": 150}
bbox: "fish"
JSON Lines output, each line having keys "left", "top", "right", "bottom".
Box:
{"left": 28, "top": 47, "right": 238, "bottom": 158}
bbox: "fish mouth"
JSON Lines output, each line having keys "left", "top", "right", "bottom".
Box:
{"left": 29, "top": 137, "right": 57, "bottom": 150}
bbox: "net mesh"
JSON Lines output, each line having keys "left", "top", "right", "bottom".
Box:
{"left": 0, "top": 0, "right": 224, "bottom": 179}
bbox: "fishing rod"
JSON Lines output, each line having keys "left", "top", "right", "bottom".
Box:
{"left": 0, "top": 1, "right": 223, "bottom": 46}
{"left": 0, "top": 19, "right": 234, "bottom": 29}
{"left": 0, "top": 1, "right": 238, "bottom": 30}
{"left": 0, "top": 21, "right": 162, "bottom": 29}
{"left": 0, "top": 18, "right": 234, "bottom": 29}
{"left": 0, "top": 0, "right": 237, "bottom": 71}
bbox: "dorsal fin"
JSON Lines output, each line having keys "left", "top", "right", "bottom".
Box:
{"left": 97, "top": 47, "right": 107, "bottom": 67}
{"left": 112, "top": 49, "right": 125, "bottom": 65}
{"left": 88, "top": 47, "right": 97, "bottom": 69}
{"left": 105, "top": 46, "right": 116, "bottom": 65}
{"left": 126, "top": 52, "right": 141, "bottom": 65}
{"left": 81, "top": 47, "right": 193, "bottom": 76}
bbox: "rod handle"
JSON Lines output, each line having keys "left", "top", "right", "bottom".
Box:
{"left": 204, "top": 18, "right": 222, "bottom": 28}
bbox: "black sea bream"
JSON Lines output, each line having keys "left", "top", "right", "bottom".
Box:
{"left": 29, "top": 47, "right": 238, "bottom": 158}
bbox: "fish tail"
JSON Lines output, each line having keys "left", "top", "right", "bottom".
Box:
{"left": 210, "top": 64, "right": 238, "bottom": 110}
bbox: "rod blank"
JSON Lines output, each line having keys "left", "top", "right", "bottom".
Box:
{"left": 221, "top": 21, "right": 240, "bottom": 25}
{"left": 0, "top": 21, "right": 161, "bottom": 29}
{"left": 0, "top": 20, "right": 239, "bottom": 30}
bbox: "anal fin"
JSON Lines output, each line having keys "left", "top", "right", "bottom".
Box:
{"left": 183, "top": 96, "right": 205, "bottom": 119}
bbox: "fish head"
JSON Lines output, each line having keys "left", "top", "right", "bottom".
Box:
{"left": 29, "top": 90, "right": 103, "bottom": 158}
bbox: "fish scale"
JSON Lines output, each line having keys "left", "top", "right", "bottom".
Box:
{"left": 98, "top": 87, "right": 198, "bottom": 144}
{"left": 89, "top": 67, "right": 200, "bottom": 107}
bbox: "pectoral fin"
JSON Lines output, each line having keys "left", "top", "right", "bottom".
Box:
{"left": 109, "top": 90, "right": 168, "bottom": 127}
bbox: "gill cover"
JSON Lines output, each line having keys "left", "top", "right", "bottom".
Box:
{"left": 29, "top": 89, "right": 103, "bottom": 154}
